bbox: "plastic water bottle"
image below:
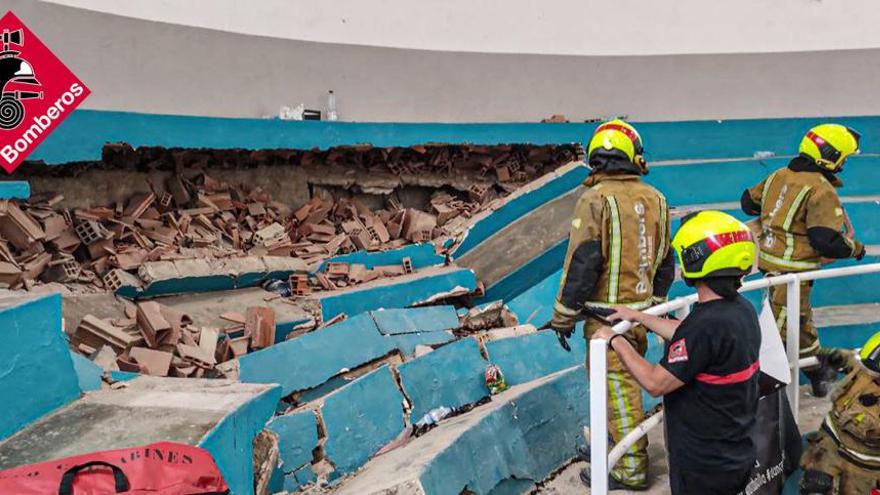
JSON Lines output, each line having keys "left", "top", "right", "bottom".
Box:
{"left": 326, "top": 90, "right": 338, "bottom": 121}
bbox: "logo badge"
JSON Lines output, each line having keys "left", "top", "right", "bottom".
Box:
{"left": 667, "top": 338, "right": 689, "bottom": 363}
{"left": 0, "top": 11, "right": 89, "bottom": 173}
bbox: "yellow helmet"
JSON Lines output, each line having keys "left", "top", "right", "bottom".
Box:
{"left": 860, "top": 331, "right": 880, "bottom": 374}
{"left": 587, "top": 119, "right": 647, "bottom": 174}
{"left": 799, "top": 124, "right": 861, "bottom": 172}
{"left": 672, "top": 210, "right": 756, "bottom": 280}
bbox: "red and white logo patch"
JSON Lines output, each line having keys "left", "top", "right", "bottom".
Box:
{"left": 667, "top": 338, "right": 689, "bottom": 363}
{"left": 0, "top": 11, "right": 90, "bottom": 173}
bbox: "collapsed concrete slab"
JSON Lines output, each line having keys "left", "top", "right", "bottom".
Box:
{"left": 240, "top": 312, "right": 397, "bottom": 396}
{"left": 485, "top": 330, "right": 586, "bottom": 387}
{"left": 450, "top": 162, "right": 587, "bottom": 302}
{"left": 117, "top": 256, "right": 310, "bottom": 299}
{"left": 321, "top": 366, "right": 407, "bottom": 477}
{"left": 317, "top": 266, "right": 477, "bottom": 321}
{"left": 397, "top": 338, "right": 489, "bottom": 423}
{"left": 333, "top": 367, "right": 588, "bottom": 495}
{"left": 0, "top": 376, "right": 280, "bottom": 495}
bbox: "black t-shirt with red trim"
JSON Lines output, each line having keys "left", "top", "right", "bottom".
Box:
{"left": 660, "top": 294, "right": 761, "bottom": 471}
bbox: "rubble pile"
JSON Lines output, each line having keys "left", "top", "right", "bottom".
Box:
{"left": 4, "top": 142, "right": 583, "bottom": 292}
{"left": 71, "top": 299, "right": 275, "bottom": 378}
{"left": 93, "top": 142, "right": 583, "bottom": 180}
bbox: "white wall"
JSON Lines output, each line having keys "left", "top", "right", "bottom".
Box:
{"left": 8, "top": 0, "right": 880, "bottom": 122}
{"left": 44, "top": 0, "right": 880, "bottom": 56}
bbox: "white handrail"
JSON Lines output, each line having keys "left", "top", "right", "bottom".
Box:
{"left": 590, "top": 262, "right": 880, "bottom": 494}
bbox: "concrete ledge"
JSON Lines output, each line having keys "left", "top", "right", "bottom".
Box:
{"left": 334, "top": 366, "right": 588, "bottom": 495}
{"left": 0, "top": 376, "right": 279, "bottom": 495}
{"left": 398, "top": 338, "right": 489, "bottom": 422}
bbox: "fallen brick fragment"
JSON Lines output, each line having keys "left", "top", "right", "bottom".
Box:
{"left": 246, "top": 307, "right": 276, "bottom": 349}
{"left": 130, "top": 347, "right": 173, "bottom": 376}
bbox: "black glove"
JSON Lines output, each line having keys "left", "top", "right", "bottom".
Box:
{"left": 554, "top": 326, "right": 573, "bottom": 352}
{"left": 853, "top": 240, "right": 866, "bottom": 261}
{"left": 539, "top": 321, "right": 573, "bottom": 352}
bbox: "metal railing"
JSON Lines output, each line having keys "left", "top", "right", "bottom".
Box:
{"left": 589, "top": 262, "right": 880, "bottom": 494}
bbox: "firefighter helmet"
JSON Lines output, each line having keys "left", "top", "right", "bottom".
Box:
{"left": 799, "top": 124, "right": 861, "bottom": 172}
{"left": 586, "top": 119, "right": 648, "bottom": 174}
{"left": 860, "top": 330, "right": 880, "bottom": 374}
{"left": 672, "top": 210, "right": 756, "bottom": 280}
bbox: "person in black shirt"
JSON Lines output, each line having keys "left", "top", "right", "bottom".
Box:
{"left": 591, "top": 210, "right": 761, "bottom": 495}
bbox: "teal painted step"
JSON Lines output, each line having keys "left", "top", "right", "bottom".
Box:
{"left": 419, "top": 367, "right": 589, "bottom": 495}
{"left": 371, "top": 305, "right": 460, "bottom": 335}
{"left": 321, "top": 366, "right": 406, "bottom": 477}
{"left": 197, "top": 384, "right": 282, "bottom": 495}
{"left": 239, "top": 312, "right": 396, "bottom": 396}
{"left": 318, "top": 267, "right": 477, "bottom": 322}
{"left": 0, "top": 293, "right": 80, "bottom": 442}
{"left": 648, "top": 155, "right": 880, "bottom": 207}
{"left": 30, "top": 110, "right": 880, "bottom": 165}
{"left": 398, "top": 338, "right": 489, "bottom": 423}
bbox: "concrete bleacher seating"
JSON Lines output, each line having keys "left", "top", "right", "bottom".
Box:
{"left": 0, "top": 292, "right": 280, "bottom": 495}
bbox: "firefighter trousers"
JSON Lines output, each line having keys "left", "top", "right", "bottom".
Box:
{"left": 584, "top": 319, "right": 649, "bottom": 487}
{"left": 768, "top": 278, "right": 820, "bottom": 358}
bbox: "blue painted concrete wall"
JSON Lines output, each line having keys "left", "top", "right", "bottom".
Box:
{"left": 239, "top": 312, "right": 396, "bottom": 396}
{"left": 319, "top": 268, "right": 477, "bottom": 321}
{"left": 398, "top": 338, "right": 489, "bottom": 422}
{"left": 0, "top": 181, "right": 30, "bottom": 199}
{"left": 0, "top": 293, "right": 81, "bottom": 442}
{"left": 321, "top": 366, "right": 405, "bottom": 477}
{"left": 28, "top": 110, "right": 880, "bottom": 165}
{"left": 198, "top": 384, "right": 282, "bottom": 495}
{"left": 418, "top": 367, "right": 589, "bottom": 495}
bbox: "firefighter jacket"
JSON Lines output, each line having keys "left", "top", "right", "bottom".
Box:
{"left": 823, "top": 365, "right": 880, "bottom": 469}
{"left": 553, "top": 172, "right": 673, "bottom": 329}
{"left": 742, "top": 157, "right": 863, "bottom": 272}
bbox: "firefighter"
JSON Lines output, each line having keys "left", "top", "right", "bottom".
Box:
{"left": 799, "top": 331, "right": 880, "bottom": 495}
{"left": 551, "top": 119, "right": 674, "bottom": 490}
{"left": 594, "top": 210, "right": 762, "bottom": 495}
{"left": 741, "top": 124, "right": 866, "bottom": 397}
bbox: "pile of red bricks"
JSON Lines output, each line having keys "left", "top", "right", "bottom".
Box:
{"left": 3, "top": 143, "right": 582, "bottom": 293}
{"left": 71, "top": 300, "right": 276, "bottom": 378}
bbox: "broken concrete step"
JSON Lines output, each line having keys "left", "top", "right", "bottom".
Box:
{"left": 317, "top": 266, "right": 477, "bottom": 322}
{"left": 370, "top": 305, "right": 459, "bottom": 335}
{"left": 239, "top": 312, "right": 395, "bottom": 396}
{"left": 397, "top": 338, "right": 489, "bottom": 423}
{"left": 118, "top": 256, "right": 309, "bottom": 299}
{"left": 333, "top": 367, "right": 588, "bottom": 495}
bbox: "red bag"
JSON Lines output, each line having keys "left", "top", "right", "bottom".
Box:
{"left": 0, "top": 441, "right": 229, "bottom": 494}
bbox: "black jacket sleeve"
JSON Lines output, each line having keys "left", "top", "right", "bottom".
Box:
{"left": 740, "top": 189, "right": 761, "bottom": 216}
{"left": 652, "top": 250, "right": 675, "bottom": 298}
{"left": 558, "top": 239, "right": 603, "bottom": 310}
{"left": 807, "top": 226, "right": 858, "bottom": 259}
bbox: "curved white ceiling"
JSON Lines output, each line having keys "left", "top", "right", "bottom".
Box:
{"left": 43, "top": 0, "right": 880, "bottom": 56}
